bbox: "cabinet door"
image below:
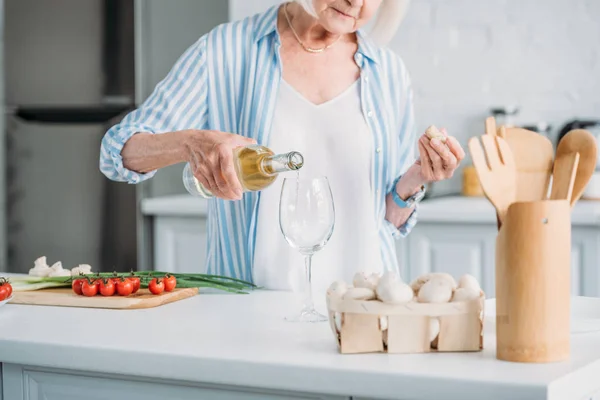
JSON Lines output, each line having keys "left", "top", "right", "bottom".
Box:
{"left": 3, "top": 364, "right": 347, "bottom": 400}
{"left": 402, "top": 223, "right": 497, "bottom": 297}
{"left": 572, "top": 227, "right": 600, "bottom": 297}
{"left": 153, "top": 216, "right": 207, "bottom": 274}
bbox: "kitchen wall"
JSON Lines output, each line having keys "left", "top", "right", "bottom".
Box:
{"left": 229, "top": 0, "right": 600, "bottom": 195}
{"left": 5, "top": 0, "right": 105, "bottom": 272}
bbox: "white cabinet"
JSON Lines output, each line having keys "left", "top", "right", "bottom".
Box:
{"left": 1, "top": 364, "right": 347, "bottom": 400}
{"left": 154, "top": 216, "right": 207, "bottom": 274}
{"left": 141, "top": 196, "right": 209, "bottom": 273}
{"left": 397, "top": 197, "right": 600, "bottom": 298}
{"left": 397, "top": 223, "right": 497, "bottom": 296}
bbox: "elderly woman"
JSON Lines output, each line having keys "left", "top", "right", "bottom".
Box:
{"left": 99, "top": 0, "right": 465, "bottom": 298}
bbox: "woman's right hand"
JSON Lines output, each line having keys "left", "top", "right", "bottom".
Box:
{"left": 183, "top": 130, "right": 256, "bottom": 200}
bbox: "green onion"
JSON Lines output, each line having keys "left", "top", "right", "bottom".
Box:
{"left": 7, "top": 271, "right": 258, "bottom": 294}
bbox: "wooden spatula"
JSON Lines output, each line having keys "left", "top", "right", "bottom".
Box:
{"left": 468, "top": 135, "right": 516, "bottom": 225}
{"left": 497, "top": 126, "right": 554, "bottom": 202}
{"left": 553, "top": 129, "right": 597, "bottom": 208}
{"left": 550, "top": 152, "right": 580, "bottom": 203}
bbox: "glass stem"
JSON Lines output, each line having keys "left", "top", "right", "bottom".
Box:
{"left": 302, "top": 254, "right": 315, "bottom": 313}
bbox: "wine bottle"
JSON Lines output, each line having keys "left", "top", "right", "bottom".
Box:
{"left": 182, "top": 144, "right": 304, "bottom": 198}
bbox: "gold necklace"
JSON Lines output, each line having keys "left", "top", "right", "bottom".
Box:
{"left": 283, "top": 3, "right": 341, "bottom": 53}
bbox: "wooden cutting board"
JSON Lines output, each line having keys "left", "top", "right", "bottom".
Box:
{"left": 9, "top": 287, "right": 198, "bottom": 309}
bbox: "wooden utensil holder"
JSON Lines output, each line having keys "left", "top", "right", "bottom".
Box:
{"left": 326, "top": 294, "right": 484, "bottom": 354}
{"left": 495, "top": 199, "right": 571, "bottom": 363}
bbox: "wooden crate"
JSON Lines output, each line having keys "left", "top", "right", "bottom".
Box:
{"left": 326, "top": 293, "right": 485, "bottom": 354}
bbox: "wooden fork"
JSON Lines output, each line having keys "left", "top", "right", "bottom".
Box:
{"left": 468, "top": 135, "right": 517, "bottom": 226}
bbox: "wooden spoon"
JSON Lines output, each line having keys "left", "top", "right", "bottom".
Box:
{"left": 553, "top": 129, "right": 597, "bottom": 208}
{"left": 550, "top": 152, "right": 580, "bottom": 203}
{"left": 497, "top": 126, "right": 554, "bottom": 202}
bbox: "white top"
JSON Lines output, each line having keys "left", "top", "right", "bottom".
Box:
{"left": 252, "top": 79, "right": 383, "bottom": 296}
{"left": 2, "top": 289, "right": 600, "bottom": 400}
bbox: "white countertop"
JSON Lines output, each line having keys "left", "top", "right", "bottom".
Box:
{"left": 141, "top": 193, "right": 600, "bottom": 225}
{"left": 2, "top": 291, "right": 600, "bottom": 399}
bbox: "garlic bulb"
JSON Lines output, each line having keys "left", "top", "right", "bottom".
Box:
{"left": 352, "top": 271, "right": 380, "bottom": 290}
{"left": 28, "top": 256, "right": 51, "bottom": 277}
{"left": 429, "top": 318, "right": 440, "bottom": 342}
{"left": 376, "top": 279, "right": 414, "bottom": 304}
{"left": 411, "top": 272, "right": 457, "bottom": 294}
{"left": 343, "top": 287, "right": 376, "bottom": 301}
{"left": 458, "top": 274, "right": 481, "bottom": 293}
{"left": 71, "top": 264, "right": 92, "bottom": 277}
{"left": 327, "top": 280, "right": 348, "bottom": 298}
{"left": 48, "top": 261, "right": 71, "bottom": 277}
{"left": 451, "top": 287, "right": 481, "bottom": 302}
{"left": 417, "top": 279, "right": 453, "bottom": 303}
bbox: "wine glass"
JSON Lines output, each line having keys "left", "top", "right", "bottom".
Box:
{"left": 279, "top": 175, "right": 335, "bottom": 322}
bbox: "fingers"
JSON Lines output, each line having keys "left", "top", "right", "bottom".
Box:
{"left": 217, "top": 144, "right": 243, "bottom": 199}
{"left": 418, "top": 140, "right": 433, "bottom": 180}
{"left": 446, "top": 136, "right": 466, "bottom": 162}
{"left": 420, "top": 136, "right": 445, "bottom": 180}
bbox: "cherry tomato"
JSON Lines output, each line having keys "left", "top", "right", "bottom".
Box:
{"left": 116, "top": 279, "right": 133, "bottom": 296}
{"left": 3, "top": 280, "right": 12, "bottom": 298}
{"left": 128, "top": 276, "right": 141, "bottom": 293}
{"left": 0, "top": 279, "right": 11, "bottom": 301}
{"left": 148, "top": 278, "right": 164, "bottom": 295}
{"left": 99, "top": 279, "right": 116, "bottom": 296}
{"left": 72, "top": 278, "right": 85, "bottom": 295}
{"left": 82, "top": 280, "right": 98, "bottom": 297}
{"left": 163, "top": 275, "right": 176, "bottom": 292}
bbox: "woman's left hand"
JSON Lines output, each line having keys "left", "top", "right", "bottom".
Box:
{"left": 416, "top": 128, "right": 465, "bottom": 182}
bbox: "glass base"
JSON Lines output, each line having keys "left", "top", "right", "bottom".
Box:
{"left": 285, "top": 308, "right": 328, "bottom": 323}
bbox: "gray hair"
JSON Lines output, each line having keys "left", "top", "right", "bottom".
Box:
{"left": 294, "top": 0, "right": 410, "bottom": 46}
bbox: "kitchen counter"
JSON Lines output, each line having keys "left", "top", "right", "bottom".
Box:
{"left": 140, "top": 194, "right": 600, "bottom": 225}
{"left": 2, "top": 291, "right": 600, "bottom": 400}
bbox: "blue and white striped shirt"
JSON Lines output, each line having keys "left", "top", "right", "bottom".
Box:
{"left": 99, "top": 4, "right": 418, "bottom": 282}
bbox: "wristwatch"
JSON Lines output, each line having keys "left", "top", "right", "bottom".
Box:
{"left": 392, "top": 182, "right": 426, "bottom": 208}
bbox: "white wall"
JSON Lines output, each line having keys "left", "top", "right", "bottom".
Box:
{"left": 228, "top": 0, "right": 600, "bottom": 195}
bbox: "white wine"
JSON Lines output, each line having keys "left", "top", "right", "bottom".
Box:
{"left": 183, "top": 145, "right": 304, "bottom": 198}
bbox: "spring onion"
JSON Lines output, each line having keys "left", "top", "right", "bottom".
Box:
{"left": 8, "top": 271, "right": 258, "bottom": 294}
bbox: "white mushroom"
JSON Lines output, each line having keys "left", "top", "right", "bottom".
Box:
{"left": 425, "top": 125, "right": 447, "bottom": 143}
{"left": 352, "top": 271, "right": 380, "bottom": 290}
{"left": 376, "top": 279, "right": 414, "bottom": 304}
{"left": 28, "top": 256, "right": 51, "bottom": 277}
{"left": 343, "top": 287, "right": 376, "bottom": 301}
{"left": 458, "top": 274, "right": 481, "bottom": 293}
{"left": 429, "top": 318, "right": 440, "bottom": 342}
{"left": 417, "top": 279, "right": 453, "bottom": 303}
{"left": 411, "top": 272, "right": 457, "bottom": 294}
{"left": 48, "top": 261, "right": 71, "bottom": 277}
{"left": 71, "top": 264, "right": 93, "bottom": 277}
{"left": 451, "top": 287, "right": 481, "bottom": 302}
{"left": 327, "top": 280, "right": 348, "bottom": 298}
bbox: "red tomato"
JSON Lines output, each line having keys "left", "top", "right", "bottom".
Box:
{"left": 72, "top": 279, "right": 85, "bottom": 295}
{"left": 116, "top": 279, "right": 133, "bottom": 296}
{"left": 148, "top": 278, "right": 164, "bottom": 295}
{"left": 163, "top": 275, "right": 176, "bottom": 292}
{"left": 99, "top": 279, "right": 116, "bottom": 296}
{"left": 4, "top": 281, "right": 12, "bottom": 298}
{"left": 82, "top": 280, "right": 98, "bottom": 297}
{"left": 0, "top": 282, "right": 11, "bottom": 301}
{"left": 128, "top": 276, "right": 141, "bottom": 293}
